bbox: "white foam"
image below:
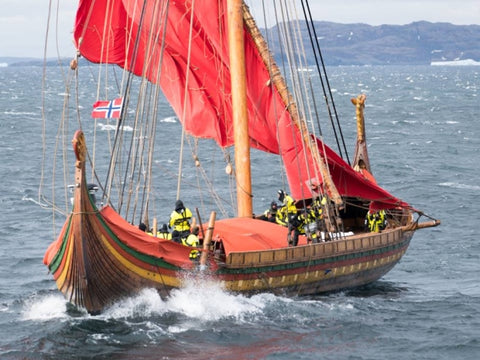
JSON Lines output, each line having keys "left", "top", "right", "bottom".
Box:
{"left": 21, "top": 279, "right": 275, "bottom": 324}
{"left": 439, "top": 182, "right": 480, "bottom": 191}
{"left": 165, "top": 276, "right": 265, "bottom": 321}
{"left": 97, "top": 123, "right": 134, "bottom": 131}
{"left": 103, "top": 277, "right": 266, "bottom": 324}
{"left": 160, "top": 116, "right": 177, "bottom": 123}
{"left": 103, "top": 288, "right": 166, "bottom": 318}
{"left": 21, "top": 294, "right": 68, "bottom": 321}
{"left": 3, "top": 111, "right": 37, "bottom": 116}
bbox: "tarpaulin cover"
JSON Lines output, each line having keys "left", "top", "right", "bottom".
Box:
{"left": 100, "top": 206, "right": 195, "bottom": 267}
{"left": 212, "top": 218, "right": 295, "bottom": 255}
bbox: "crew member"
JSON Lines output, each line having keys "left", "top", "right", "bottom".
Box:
{"left": 277, "top": 189, "right": 300, "bottom": 246}
{"left": 169, "top": 200, "right": 193, "bottom": 243}
{"left": 182, "top": 226, "right": 200, "bottom": 260}
{"left": 157, "top": 224, "right": 172, "bottom": 239}
{"left": 366, "top": 209, "right": 386, "bottom": 233}
{"left": 258, "top": 201, "right": 278, "bottom": 223}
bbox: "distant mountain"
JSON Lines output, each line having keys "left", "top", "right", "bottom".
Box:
{"left": 2, "top": 21, "right": 479, "bottom": 66}
{"left": 266, "top": 21, "right": 480, "bottom": 65}
{"left": 0, "top": 57, "right": 93, "bottom": 67}
{"left": 0, "top": 57, "right": 62, "bottom": 67}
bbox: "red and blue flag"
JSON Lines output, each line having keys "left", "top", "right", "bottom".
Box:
{"left": 91, "top": 97, "right": 123, "bottom": 119}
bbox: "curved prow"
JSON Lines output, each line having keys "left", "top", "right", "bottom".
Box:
{"left": 45, "top": 131, "right": 153, "bottom": 313}
{"left": 351, "top": 94, "right": 377, "bottom": 184}
{"left": 351, "top": 94, "right": 373, "bottom": 175}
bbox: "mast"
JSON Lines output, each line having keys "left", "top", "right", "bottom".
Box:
{"left": 228, "top": 0, "right": 253, "bottom": 217}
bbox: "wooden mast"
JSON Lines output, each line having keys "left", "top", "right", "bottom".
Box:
{"left": 228, "top": 0, "right": 253, "bottom": 217}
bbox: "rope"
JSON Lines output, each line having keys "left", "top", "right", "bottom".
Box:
{"left": 176, "top": 0, "right": 197, "bottom": 200}
{"left": 300, "top": 0, "right": 350, "bottom": 165}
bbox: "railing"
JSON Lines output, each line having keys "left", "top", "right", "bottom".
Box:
{"left": 225, "top": 227, "right": 408, "bottom": 268}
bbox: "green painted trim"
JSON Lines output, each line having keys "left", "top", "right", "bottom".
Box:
{"left": 93, "top": 211, "right": 181, "bottom": 271}
{"left": 48, "top": 215, "right": 73, "bottom": 274}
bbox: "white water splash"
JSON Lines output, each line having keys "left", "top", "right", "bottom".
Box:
{"left": 166, "top": 277, "right": 265, "bottom": 321}
{"left": 21, "top": 294, "right": 68, "bottom": 321}
{"left": 102, "top": 277, "right": 267, "bottom": 324}
{"left": 103, "top": 288, "right": 166, "bottom": 318}
{"left": 20, "top": 280, "right": 270, "bottom": 324}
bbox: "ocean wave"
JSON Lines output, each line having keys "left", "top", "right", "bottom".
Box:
{"left": 439, "top": 182, "right": 480, "bottom": 191}
{"left": 97, "top": 123, "right": 134, "bottom": 131}
{"left": 3, "top": 111, "right": 37, "bottom": 116}
{"left": 160, "top": 116, "right": 177, "bottom": 123}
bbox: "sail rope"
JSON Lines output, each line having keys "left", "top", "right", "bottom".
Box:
{"left": 269, "top": 0, "right": 320, "bottom": 204}
{"left": 277, "top": 0, "right": 315, "bottom": 203}
{"left": 262, "top": 0, "right": 290, "bottom": 192}
{"left": 272, "top": 1, "right": 335, "bottom": 203}
{"left": 300, "top": 0, "right": 350, "bottom": 165}
{"left": 246, "top": 0, "right": 344, "bottom": 231}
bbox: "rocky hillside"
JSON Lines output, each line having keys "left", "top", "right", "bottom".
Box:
{"left": 2, "top": 22, "right": 480, "bottom": 66}
{"left": 266, "top": 21, "right": 480, "bottom": 65}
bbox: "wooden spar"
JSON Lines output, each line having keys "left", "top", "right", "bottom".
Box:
{"left": 242, "top": 4, "right": 343, "bottom": 207}
{"left": 351, "top": 94, "right": 372, "bottom": 174}
{"left": 152, "top": 218, "right": 158, "bottom": 237}
{"left": 407, "top": 219, "right": 441, "bottom": 231}
{"left": 200, "top": 211, "right": 216, "bottom": 268}
{"left": 414, "top": 219, "right": 441, "bottom": 229}
{"left": 228, "top": 0, "right": 253, "bottom": 218}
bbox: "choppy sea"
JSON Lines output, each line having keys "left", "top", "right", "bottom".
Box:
{"left": 0, "top": 64, "right": 479, "bottom": 359}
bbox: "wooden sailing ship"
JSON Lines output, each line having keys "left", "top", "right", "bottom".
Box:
{"left": 42, "top": 0, "right": 439, "bottom": 314}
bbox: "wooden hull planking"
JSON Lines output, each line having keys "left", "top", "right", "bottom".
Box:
{"left": 219, "top": 228, "right": 413, "bottom": 295}
{"left": 48, "top": 210, "right": 413, "bottom": 313}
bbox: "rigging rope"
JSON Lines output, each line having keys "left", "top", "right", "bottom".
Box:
{"left": 300, "top": 0, "right": 351, "bottom": 165}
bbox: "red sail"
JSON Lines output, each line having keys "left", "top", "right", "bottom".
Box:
{"left": 74, "top": 0, "right": 278, "bottom": 152}
{"left": 74, "top": 0, "right": 408, "bottom": 209}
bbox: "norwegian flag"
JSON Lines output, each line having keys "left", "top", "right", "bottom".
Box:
{"left": 91, "top": 97, "right": 123, "bottom": 119}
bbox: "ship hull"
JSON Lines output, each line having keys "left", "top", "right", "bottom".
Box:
{"left": 218, "top": 227, "right": 413, "bottom": 295}
{"left": 43, "top": 131, "right": 416, "bottom": 314}
{"left": 45, "top": 207, "right": 413, "bottom": 313}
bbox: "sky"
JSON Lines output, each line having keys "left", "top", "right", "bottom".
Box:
{"left": 1, "top": 0, "right": 479, "bottom": 58}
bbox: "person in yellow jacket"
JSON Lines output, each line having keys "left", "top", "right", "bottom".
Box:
{"left": 256, "top": 201, "right": 278, "bottom": 223}
{"left": 182, "top": 226, "right": 201, "bottom": 260}
{"left": 277, "top": 189, "right": 301, "bottom": 246}
{"left": 304, "top": 196, "right": 328, "bottom": 242}
{"left": 366, "top": 209, "right": 386, "bottom": 233}
{"left": 169, "top": 200, "right": 193, "bottom": 243}
{"left": 157, "top": 224, "right": 172, "bottom": 240}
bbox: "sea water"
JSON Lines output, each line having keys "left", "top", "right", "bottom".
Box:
{"left": 0, "top": 65, "right": 479, "bottom": 359}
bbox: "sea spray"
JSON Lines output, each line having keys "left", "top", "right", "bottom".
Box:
{"left": 21, "top": 294, "right": 68, "bottom": 321}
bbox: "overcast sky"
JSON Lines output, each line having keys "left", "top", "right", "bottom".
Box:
{"left": 1, "top": 0, "right": 479, "bottom": 58}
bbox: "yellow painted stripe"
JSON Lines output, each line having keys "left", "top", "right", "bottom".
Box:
{"left": 55, "top": 232, "right": 75, "bottom": 290}
{"left": 100, "top": 234, "right": 182, "bottom": 287}
{"left": 224, "top": 250, "right": 406, "bottom": 292}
